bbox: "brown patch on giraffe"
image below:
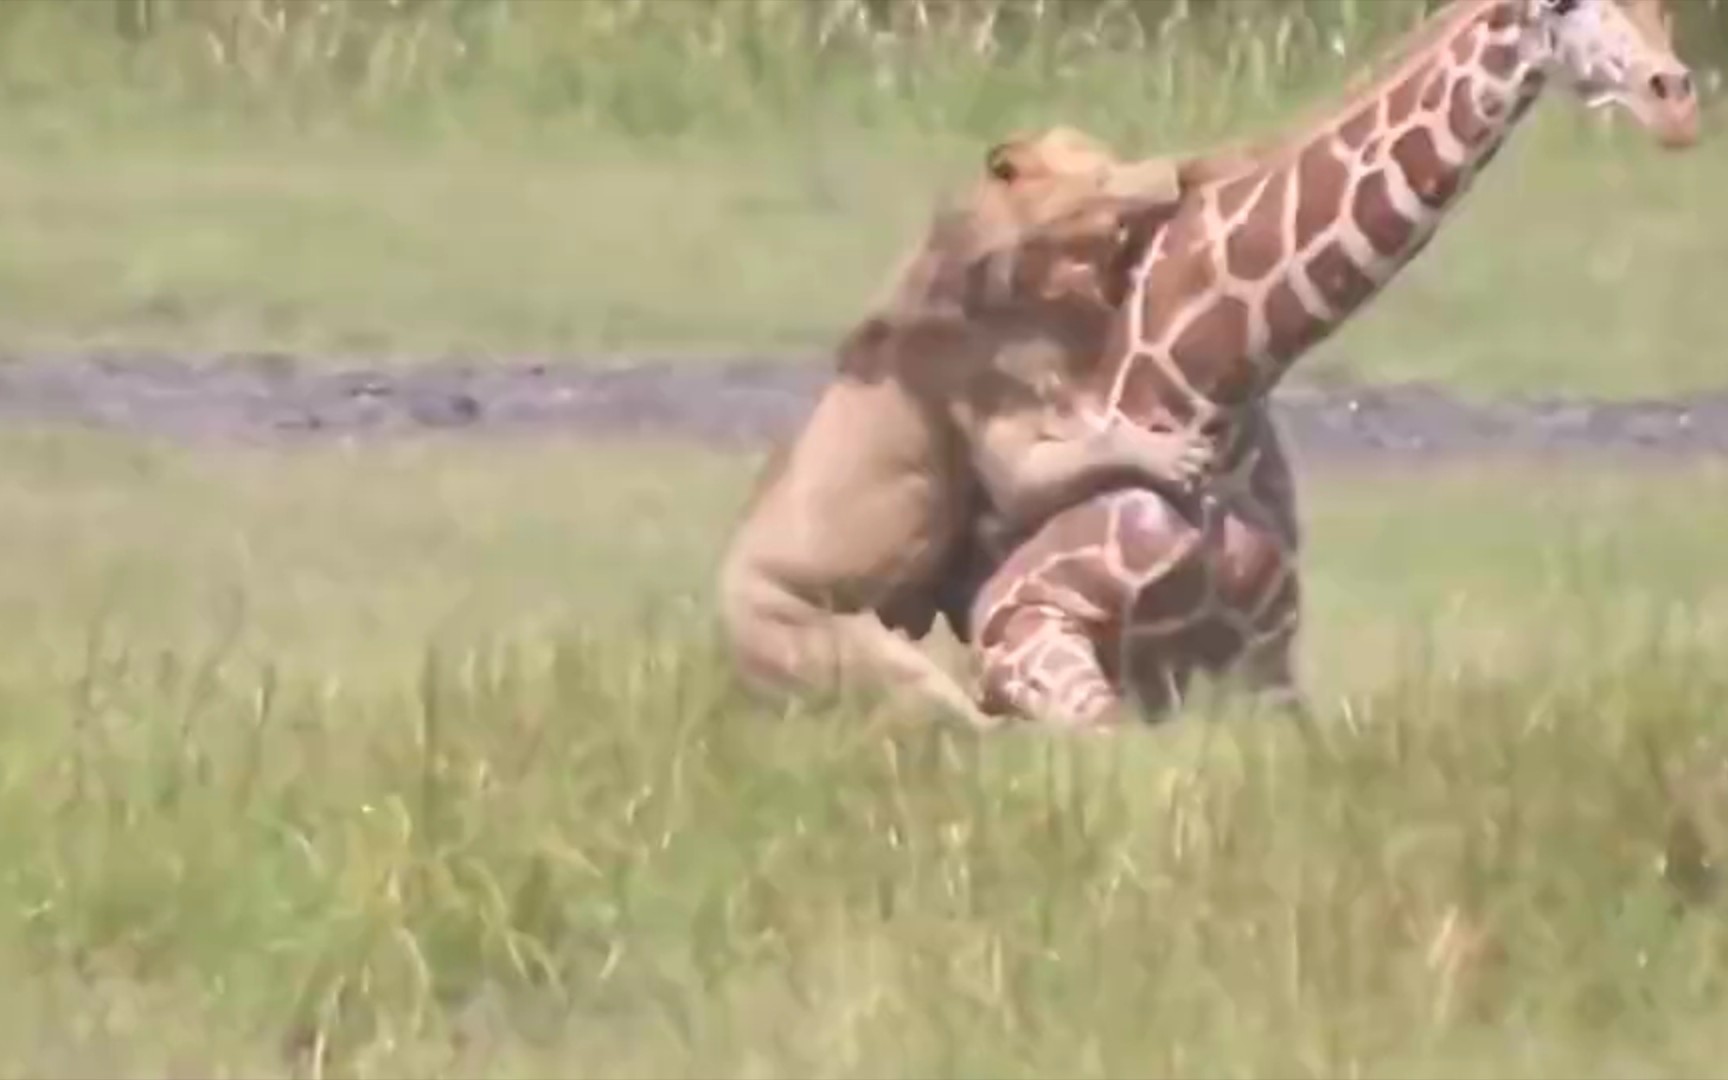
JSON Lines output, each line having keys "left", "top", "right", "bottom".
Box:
{"left": 1484, "top": 0, "right": 1517, "bottom": 32}
{"left": 1479, "top": 42, "right": 1519, "bottom": 79}
{"left": 1170, "top": 296, "right": 1256, "bottom": 404}
{"left": 1225, "top": 174, "right": 1287, "bottom": 281}
{"left": 973, "top": 542, "right": 1118, "bottom": 649}
{"left": 985, "top": 606, "right": 1042, "bottom": 657}
{"left": 1127, "top": 548, "right": 1209, "bottom": 627}
{"left": 1263, "top": 281, "right": 1331, "bottom": 363}
{"left": 1109, "top": 216, "right": 1225, "bottom": 418}
{"left": 1305, "top": 242, "right": 1377, "bottom": 315}
{"left": 1448, "top": 78, "right": 1491, "bottom": 147}
{"left": 1384, "top": 67, "right": 1429, "bottom": 127}
{"left": 1293, "top": 142, "right": 1350, "bottom": 251}
{"left": 1114, "top": 352, "right": 1206, "bottom": 429}
{"left": 1214, "top": 172, "right": 1260, "bottom": 220}
{"left": 1338, "top": 105, "right": 1377, "bottom": 152}
{"left": 1041, "top": 644, "right": 1094, "bottom": 687}
{"left": 1156, "top": 204, "right": 1214, "bottom": 261}
{"left": 1449, "top": 26, "right": 1481, "bottom": 65}
{"left": 1112, "top": 490, "right": 1202, "bottom": 582}
{"left": 1208, "top": 510, "right": 1287, "bottom": 613}
{"left": 1420, "top": 69, "right": 1449, "bottom": 112}
{"left": 1173, "top": 618, "right": 1247, "bottom": 672}
{"left": 1390, "top": 127, "right": 1457, "bottom": 208}
{"left": 1352, "top": 170, "right": 1415, "bottom": 257}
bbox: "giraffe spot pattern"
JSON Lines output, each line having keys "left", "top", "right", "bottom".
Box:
{"left": 1338, "top": 105, "right": 1377, "bottom": 150}
{"left": 1305, "top": 241, "right": 1377, "bottom": 314}
{"left": 1385, "top": 68, "right": 1428, "bottom": 127}
{"left": 1170, "top": 295, "right": 1255, "bottom": 404}
{"left": 1127, "top": 551, "right": 1209, "bottom": 626}
{"left": 1480, "top": 42, "right": 1519, "bottom": 78}
{"left": 1212, "top": 511, "right": 1287, "bottom": 608}
{"left": 1214, "top": 172, "right": 1260, "bottom": 220}
{"left": 1352, "top": 170, "right": 1414, "bottom": 258}
{"left": 1390, "top": 126, "right": 1457, "bottom": 208}
{"left": 1110, "top": 489, "right": 1201, "bottom": 581}
{"left": 1448, "top": 77, "right": 1491, "bottom": 146}
{"left": 1042, "top": 646, "right": 1090, "bottom": 686}
{"left": 1420, "top": 68, "right": 1449, "bottom": 111}
{"left": 1450, "top": 27, "right": 1480, "bottom": 64}
{"left": 1225, "top": 174, "right": 1286, "bottom": 281}
{"left": 1114, "top": 349, "right": 1197, "bottom": 427}
{"left": 1294, "top": 142, "right": 1350, "bottom": 251}
{"left": 1264, "top": 280, "right": 1330, "bottom": 363}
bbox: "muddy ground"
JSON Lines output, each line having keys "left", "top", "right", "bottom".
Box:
{"left": 2, "top": 348, "right": 1727, "bottom": 466}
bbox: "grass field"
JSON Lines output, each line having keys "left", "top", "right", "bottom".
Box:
{"left": 0, "top": 430, "right": 1724, "bottom": 1077}
{"left": 2, "top": 3, "right": 1727, "bottom": 1076}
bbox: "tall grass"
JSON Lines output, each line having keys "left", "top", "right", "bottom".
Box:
{"left": 1, "top": 434, "right": 1727, "bottom": 1074}
{"left": 3, "top": 0, "right": 1718, "bottom": 144}
{"left": 4, "top": 602, "right": 1727, "bottom": 1076}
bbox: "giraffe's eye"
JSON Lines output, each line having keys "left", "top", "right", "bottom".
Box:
{"left": 1543, "top": 0, "right": 1581, "bottom": 15}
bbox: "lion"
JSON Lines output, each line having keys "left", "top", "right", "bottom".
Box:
{"left": 716, "top": 125, "right": 1210, "bottom": 729}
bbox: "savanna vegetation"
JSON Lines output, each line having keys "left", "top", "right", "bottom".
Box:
{"left": 1, "top": 2, "right": 1726, "bottom": 1076}
{"left": 1, "top": 433, "right": 1727, "bottom": 1077}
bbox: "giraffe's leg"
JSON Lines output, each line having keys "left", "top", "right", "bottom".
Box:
{"left": 1230, "top": 594, "right": 1311, "bottom": 724}
{"left": 974, "top": 603, "right": 1130, "bottom": 730}
{"left": 1229, "top": 406, "right": 1310, "bottom": 722}
{"left": 967, "top": 487, "right": 1208, "bottom": 731}
{"left": 1119, "top": 638, "right": 1195, "bottom": 722}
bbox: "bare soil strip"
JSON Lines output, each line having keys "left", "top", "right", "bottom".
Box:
{"left": 2, "top": 349, "right": 1727, "bottom": 465}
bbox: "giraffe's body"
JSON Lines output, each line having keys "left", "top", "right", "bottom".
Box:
{"left": 961, "top": 0, "right": 1699, "bottom": 727}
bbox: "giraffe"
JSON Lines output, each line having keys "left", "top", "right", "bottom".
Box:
{"left": 958, "top": 0, "right": 1700, "bottom": 729}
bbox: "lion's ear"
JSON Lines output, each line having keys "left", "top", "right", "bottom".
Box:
{"left": 984, "top": 140, "right": 1020, "bottom": 182}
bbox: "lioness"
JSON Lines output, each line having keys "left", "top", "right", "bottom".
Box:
{"left": 717, "top": 126, "right": 1208, "bottom": 728}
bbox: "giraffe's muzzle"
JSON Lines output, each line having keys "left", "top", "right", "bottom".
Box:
{"left": 1640, "top": 69, "right": 1701, "bottom": 149}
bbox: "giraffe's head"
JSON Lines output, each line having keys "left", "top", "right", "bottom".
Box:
{"left": 1526, "top": 0, "right": 1698, "bottom": 149}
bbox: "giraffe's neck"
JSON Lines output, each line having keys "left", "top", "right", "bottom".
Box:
{"left": 1107, "top": 0, "right": 1550, "bottom": 425}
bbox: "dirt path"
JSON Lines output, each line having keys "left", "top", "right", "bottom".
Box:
{"left": 3, "top": 348, "right": 1728, "bottom": 465}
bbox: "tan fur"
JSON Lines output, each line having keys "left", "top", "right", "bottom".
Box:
{"left": 717, "top": 126, "right": 1204, "bottom": 728}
